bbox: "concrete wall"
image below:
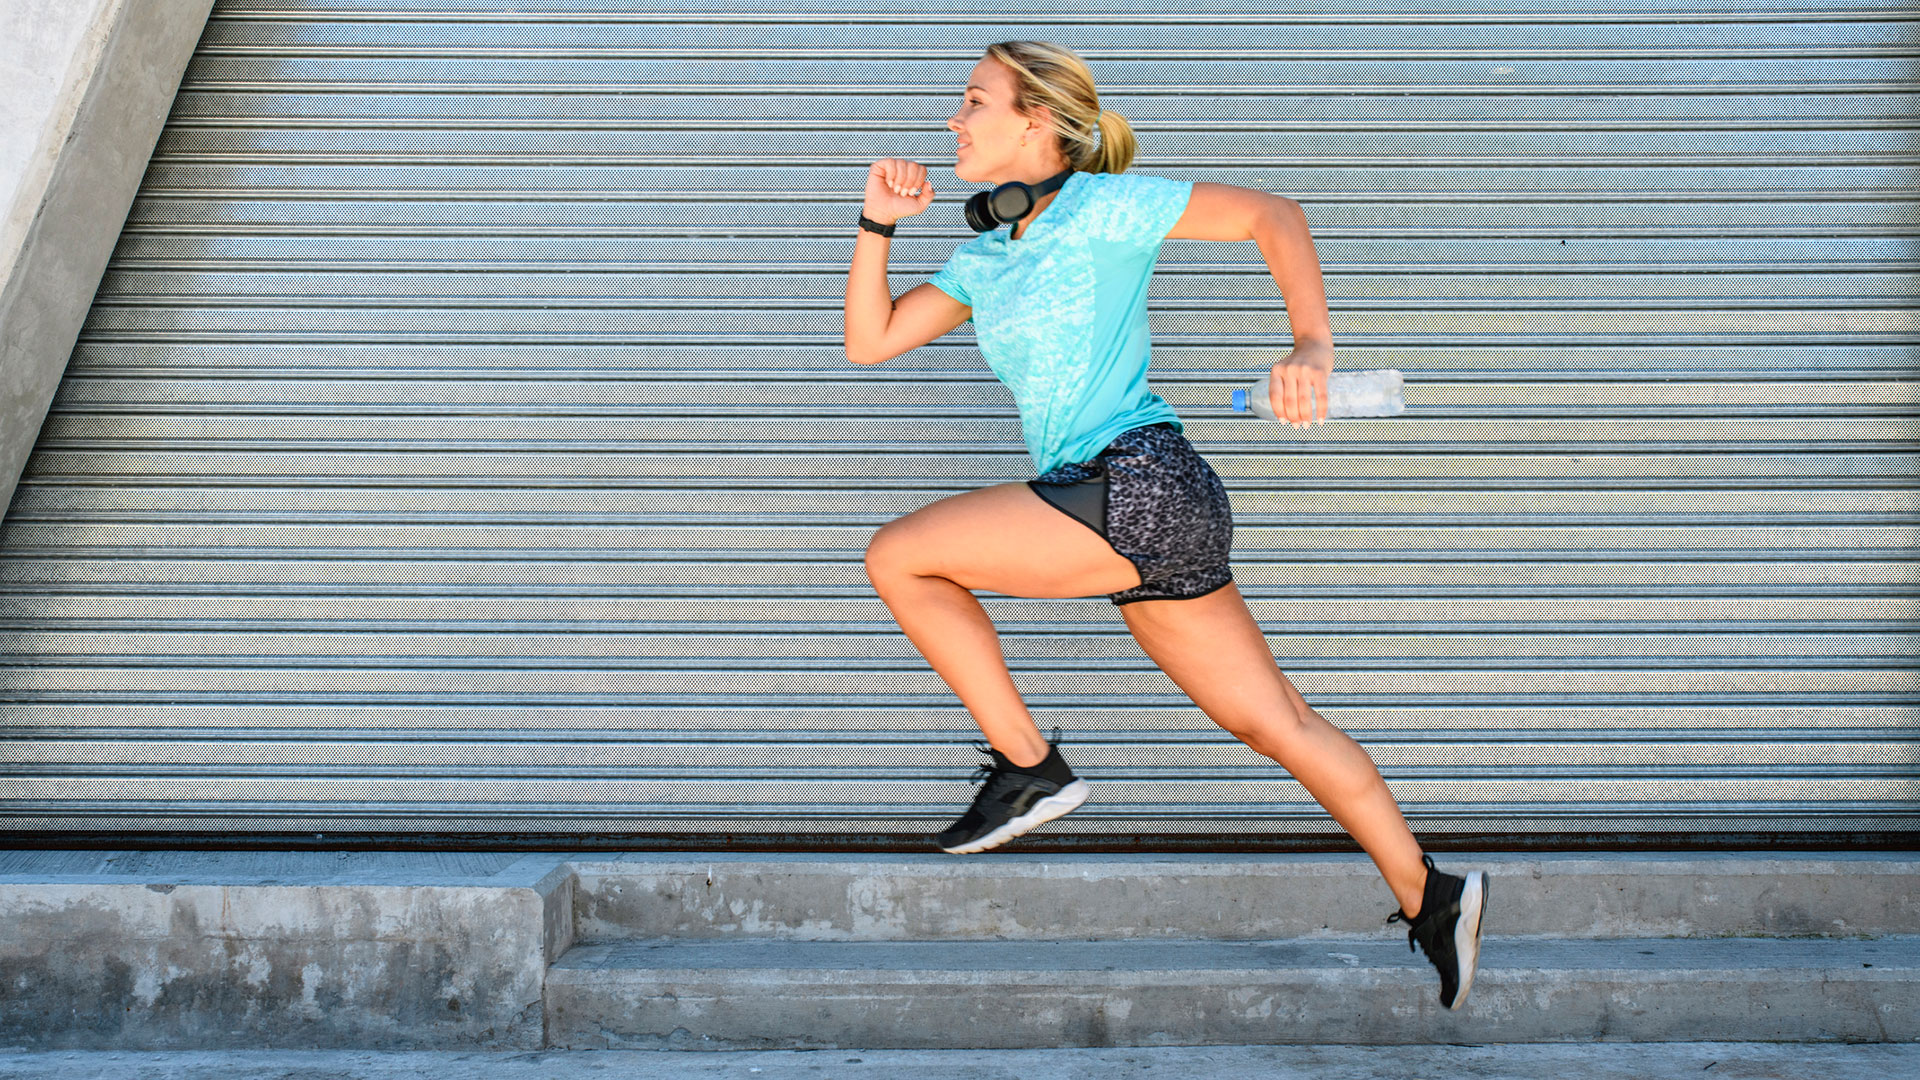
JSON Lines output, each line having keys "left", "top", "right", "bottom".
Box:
{"left": 0, "top": 0, "right": 215, "bottom": 524}
{"left": 0, "top": 853, "right": 576, "bottom": 1051}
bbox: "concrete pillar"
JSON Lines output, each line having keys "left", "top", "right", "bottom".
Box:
{"left": 0, "top": 0, "right": 216, "bottom": 524}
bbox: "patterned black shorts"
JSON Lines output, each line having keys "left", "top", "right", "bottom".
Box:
{"left": 1027, "top": 422, "right": 1236, "bottom": 605}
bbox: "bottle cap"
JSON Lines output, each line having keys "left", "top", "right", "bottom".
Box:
{"left": 1231, "top": 389, "right": 1248, "bottom": 412}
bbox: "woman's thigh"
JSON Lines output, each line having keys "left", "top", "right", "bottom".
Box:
{"left": 864, "top": 482, "right": 1144, "bottom": 599}
{"left": 1119, "top": 582, "right": 1317, "bottom": 737}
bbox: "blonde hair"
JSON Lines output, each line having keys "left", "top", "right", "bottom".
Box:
{"left": 982, "top": 41, "right": 1136, "bottom": 174}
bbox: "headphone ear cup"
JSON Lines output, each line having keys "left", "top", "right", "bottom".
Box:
{"left": 963, "top": 180, "right": 1041, "bottom": 233}
{"left": 989, "top": 182, "right": 1034, "bottom": 224}
{"left": 963, "top": 191, "right": 994, "bottom": 232}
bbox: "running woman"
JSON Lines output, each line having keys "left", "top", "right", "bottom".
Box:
{"left": 842, "top": 40, "right": 1486, "bottom": 1009}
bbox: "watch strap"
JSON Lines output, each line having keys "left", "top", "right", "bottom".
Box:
{"left": 857, "top": 214, "right": 897, "bottom": 237}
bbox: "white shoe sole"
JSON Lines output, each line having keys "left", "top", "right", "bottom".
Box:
{"left": 1450, "top": 870, "right": 1487, "bottom": 1009}
{"left": 940, "top": 779, "right": 1091, "bottom": 854}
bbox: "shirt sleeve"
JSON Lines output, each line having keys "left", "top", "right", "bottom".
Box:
{"left": 926, "top": 249, "right": 972, "bottom": 307}
{"left": 1078, "top": 172, "right": 1194, "bottom": 251}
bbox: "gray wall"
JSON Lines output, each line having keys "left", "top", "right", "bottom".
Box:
{"left": 0, "top": 0, "right": 215, "bottom": 523}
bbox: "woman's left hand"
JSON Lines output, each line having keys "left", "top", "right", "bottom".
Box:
{"left": 1268, "top": 341, "right": 1336, "bottom": 428}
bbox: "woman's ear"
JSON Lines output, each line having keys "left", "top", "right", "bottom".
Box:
{"left": 1020, "top": 105, "right": 1053, "bottom": 145}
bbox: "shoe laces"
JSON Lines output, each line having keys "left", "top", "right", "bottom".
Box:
{"left": 965, "top": 748, "right": 1020, "bottom": 801}
{"left": 965, "top": 726, "right": 1064, "bottom": 789}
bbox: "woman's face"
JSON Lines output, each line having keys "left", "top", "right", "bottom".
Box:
{"left": 948, "top": 57, "right": 1058, "bottom": 183}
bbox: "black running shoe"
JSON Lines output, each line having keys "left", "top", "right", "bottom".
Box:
{"left": 1386, "top": 854, "right": 1488, "bottom": 1009}
{"left": 935, "top": 731, "right": 1090, "bottom": 854}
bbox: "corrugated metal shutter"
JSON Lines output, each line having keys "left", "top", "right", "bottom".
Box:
{"left": 1, "top": 0, "right": 1915, "bottom": 844}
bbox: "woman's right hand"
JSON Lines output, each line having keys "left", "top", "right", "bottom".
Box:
{"left": 863, "top": 158, "right": 936, "bottom": 225}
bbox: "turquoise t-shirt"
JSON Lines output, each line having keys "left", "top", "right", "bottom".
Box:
{"left": 925, "top": 170, "right": 1194, "bottom": 476}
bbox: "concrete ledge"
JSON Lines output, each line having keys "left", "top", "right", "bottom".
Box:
{"left": 0, "top": 853, "right": 573, "bottom": 1051}
{"left": 572, "top": 851, "right": 1920, "bottom": 941}
{"left": 0, "top": 0, "right": 214, "bottom": 522}
{"left": 546, "top": 936, "right": 1920, "bottom": 1048}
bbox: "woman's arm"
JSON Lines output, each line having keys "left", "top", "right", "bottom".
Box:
{"left": 844, "top": 158, "right": 973, "bottom": 366}
{"left": 1167, "top": 182, "right": 1335, "bottom": 426}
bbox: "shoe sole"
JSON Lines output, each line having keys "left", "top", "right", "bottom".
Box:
{"left": 939, "top": 779, "right": 1091, "bottom": 854}
{"left": 1449, "top": 870, "right": 1487, "bottom": 1010}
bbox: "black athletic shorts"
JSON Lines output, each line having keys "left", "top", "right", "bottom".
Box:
{"left": 1027, "top": 422, "right": 1236, "bottom": 605}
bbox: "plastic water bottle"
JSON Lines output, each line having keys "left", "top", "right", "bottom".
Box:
{"left": 1231, "top": 369, "right": 1405, "bottom": 421}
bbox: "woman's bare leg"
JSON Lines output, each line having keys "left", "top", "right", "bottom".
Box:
{"left": 864, "top": 484, "right": 1428, "bottom": 914}
{"left": 862, "top": 482, "right": 1143, "bottom": 767}
{"left": 1121, "top": 583, "right": 1431, "bottom": 916}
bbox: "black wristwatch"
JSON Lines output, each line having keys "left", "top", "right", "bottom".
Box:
{"left": 857, "top": 214, "right": 897, "bottom": 237}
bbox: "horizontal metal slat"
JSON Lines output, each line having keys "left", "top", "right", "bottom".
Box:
{"left": 60, "top": 341, "right": 1920, "bottom": 377}
{"left": 4, "top": 557, "right": 1916, "bottom": 593}
{"left": 5, "top": 521, "right": 1912, "bottom": 556}
{"left": 1, "top": 666, "right": 1910, "bottom": 701}
{"left": 151, "top": 127, "right": 1920, "bottom": 165}
{"left": 132, "top": 162, "right": 1920, "bottom": 202}
{"left": 160, "top": 91, "right": 1920, "bottom": 128}
{"left": 5, "top": 739, "right": 1910, "bottom": 774}
{"left": 4, "top": 630, "right": 1915, "bottom": 665}
{"left": 9, "top": 486, "right": 1920, "bottom": 523}
{"left": 193, "top": 18, "right": 1920, "bottom": 54}
{"left": 34, "top": 415, "right": 1920, "bottom": 448}
{"left": 207, "top": 0, "right": 1920, "bottom": 18}
{"left": 4, "top": 774, "right": 1913, "bottom": 807}
{"left": 90, "top": 271, "right": 1920, "bottom": 306}
{"left": 7, "top": 811, "right": 1905, "bottom": 836}
{"left": 20, "top": 451, "right": 1920, "bottom": 486}
{"left": 100, "top": 233, "right": 1920, "bottom": 270}
{"left": 176, "top": 56, "right": 1920, "bottom": 91}
{"left": 1, "top": 593, "right": 1915, "bottom": 628}
{"left": 5, "top": 701, "right": 1910, "bottom": 735}
{"left": 68, "top": 309, "right": 1920, "bottom": 347}
{"left": 47, "top": 376, "right": 1920, "bottom": 414}
{"left": 117, "top": 195, "right": 1920, "bottom": 236}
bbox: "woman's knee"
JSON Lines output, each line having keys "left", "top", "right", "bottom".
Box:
{"left": 1215, "top": 705, "right": 1318, "bottom": 760}
{"left": 863, "top": 520, "right": 921, "bottom": 583}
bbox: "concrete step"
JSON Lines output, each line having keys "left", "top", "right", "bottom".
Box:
{"left": 8, "top": 851, "right": 1915, "bottom": 1050}
{"left": 0, "top": 850, "right": 579, "bottom": 1050}
{"left": 544, "top": 934, "right": 1920, "bottom": 1049}
{"left": 9, "top": 1045, "right": 1920, "bottom": 1080}
{"left": 571, "top": 852, "right": 1920, "bottom": 941}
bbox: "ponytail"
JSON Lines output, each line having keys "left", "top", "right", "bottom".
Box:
{"left": 1086, "top": 109, "right": 1137, "bottom": 174}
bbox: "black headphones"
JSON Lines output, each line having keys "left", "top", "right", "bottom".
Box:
{"left": 964, "top": 168, "right": 1074, "bottom": 233}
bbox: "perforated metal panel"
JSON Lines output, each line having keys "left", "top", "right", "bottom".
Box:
{"left": 1, "top": 0, "right": 1916, "bottom": 843}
